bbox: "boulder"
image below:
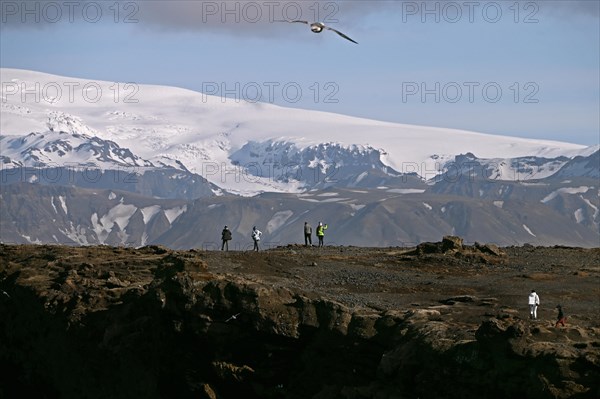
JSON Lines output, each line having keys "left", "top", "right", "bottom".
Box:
{"left": 474, "top": 242, "right": 505, "bottom": 257}
{"left": 442, "top": 236, "right": 464, "bottom": 252}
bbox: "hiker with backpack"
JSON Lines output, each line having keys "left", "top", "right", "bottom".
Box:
{"left": 316, "top": 222, "right": 328, "bottom": 248}
{"left": 221, "top": 226, "right": 232, "bottom": 251}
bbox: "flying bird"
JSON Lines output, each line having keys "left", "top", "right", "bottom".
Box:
{"left": 286, "top": 21, "right": 358, "bottom": 44}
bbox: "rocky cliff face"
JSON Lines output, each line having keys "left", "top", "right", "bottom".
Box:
{"left": 1, "top": 242, "right": 598, "bottom": 399}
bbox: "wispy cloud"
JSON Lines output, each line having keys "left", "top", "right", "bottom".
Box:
{"left": 1, "top": 1, "right": 597, "bottom": 32}
{"left": 0, "top": 1, "right": 388, "bottom": 31}
{"left": 126, "top": 1, "right": 392, "bottom": 36}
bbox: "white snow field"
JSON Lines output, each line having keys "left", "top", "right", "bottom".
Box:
{"left": 1, "top": 69, "right": 592, "bottom": 195}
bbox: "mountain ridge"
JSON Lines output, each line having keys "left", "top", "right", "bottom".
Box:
{"left": 1, "top": 69, "right": 598, "bottom": 247}
{"left": 1, "top": 68, "right": 591, "bottom": 195}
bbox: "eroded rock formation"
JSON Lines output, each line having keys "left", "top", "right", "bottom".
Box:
{"left": 0, "top": 243, "right": 598, "bottom": 398}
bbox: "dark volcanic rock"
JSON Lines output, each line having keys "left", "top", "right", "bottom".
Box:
{"left": 0, "top": 243, "right": 598, "bottom": 399}
{"left": 442, "top": 235, "right": 464, "bottom": 252}
{"left": 410, "top": 237, "right": 508, "bottom": 266}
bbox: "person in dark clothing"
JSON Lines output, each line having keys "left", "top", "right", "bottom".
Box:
{"left": 304, "top": 222, "right": 313, "bottom": 247}
{"left": 555, "top": 305, "right": 566, "bottom": 327}
{"left": 221, "top": 226, "right": 232, "bottom": 251}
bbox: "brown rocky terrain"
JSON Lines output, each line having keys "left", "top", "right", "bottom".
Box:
{"left": 0, "top": 237, "right": 598, "bottom": 399}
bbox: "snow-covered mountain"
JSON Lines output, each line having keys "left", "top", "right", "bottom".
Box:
{"left": 1, "top": 129, "right": 154, "bottom": 169}
{"left": 549, "top": 149, "right": 600, "bottom": 179}
{"left": 1, "top": 68, "right": 593, "bottom": 195}
{"left": 1, "top": 69, "right": 598, "bottom": 248}
{"left": 0, "top": 129, "right": 219, "bottom": 200}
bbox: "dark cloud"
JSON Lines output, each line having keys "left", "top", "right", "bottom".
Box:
{"left": 1, "top": 0, "right": 597, "bottom": 32}
{"left": 0, "top": 1, "right": 388, "bottom": 31}
{"left": 133, "top": 1, "right": 390, "bottom": 36}
{"left": 0, "top": 0, "right": 128, "bottom": 29}
{"left": 132, "top": 0, "right": 600, "bottom": 33}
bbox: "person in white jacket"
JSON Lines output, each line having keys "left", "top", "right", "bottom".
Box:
{"left": 528, "top": 289, "right": 540, "bottom": 319}
{"left": 251, "top": 226, "right": 262, "bottom": 252}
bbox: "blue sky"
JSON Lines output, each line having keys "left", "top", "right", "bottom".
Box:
{"left": 1, "top": 0, "right": 599, "bottom": 145}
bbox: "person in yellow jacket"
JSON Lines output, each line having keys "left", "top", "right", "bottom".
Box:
{"left": 316, "top": 222, "right": 328, "bottom": 247}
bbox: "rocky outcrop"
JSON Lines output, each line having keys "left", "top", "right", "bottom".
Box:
{"left": 0, "top": 244, "right": 598, "bottom": 399}
{"left": 410, "top": 236, "right": 507, "bottom": 265}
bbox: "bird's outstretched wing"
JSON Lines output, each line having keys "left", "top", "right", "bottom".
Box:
{"left": 326, "top": 27, "right": 358, "bottom": 44}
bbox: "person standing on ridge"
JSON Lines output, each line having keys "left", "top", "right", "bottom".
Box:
{"left": 528, "top": 289, "right": 540, "bottom": 319}
{"left": 252, "top": 226, "right": 262, "bottom": 252}
{"left": 221, "top": 226, "right": 232, "bottom": 251}
{"left": 316, "top": 222, "right": 328, "bottom": 248}
{"left": 304, "top": 222, "right": 313, "bottom": 247}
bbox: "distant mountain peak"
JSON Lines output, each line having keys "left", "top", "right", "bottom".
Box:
{"left": 0, "top": 68, "right": 592, "bottom": 195}
{"left": 0, "top": 129, "right": 155, "bottom": 169}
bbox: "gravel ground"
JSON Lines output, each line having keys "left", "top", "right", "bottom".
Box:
{"left": 196, "top": 244, "right": 600, "bottom": 329}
